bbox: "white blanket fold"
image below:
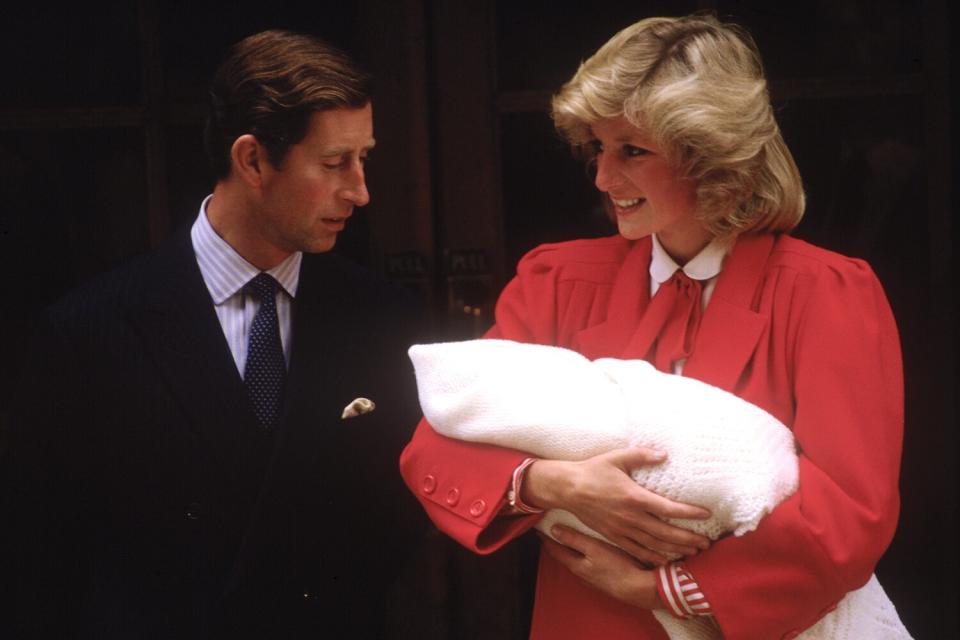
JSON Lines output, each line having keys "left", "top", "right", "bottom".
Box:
{"left": 409, "top": 339, "right": 911, "bottom": 640}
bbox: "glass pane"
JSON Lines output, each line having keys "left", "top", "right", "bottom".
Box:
{"left": 717, "top": 0, "right": 924, "bottom": 78}
{"left": 0, "top": 127, "right": 150, "bottom": 296}
{"left": 496, "top": 0, "right": 701, "bottom": 92}
{"left": 0, "top": 5, "right": 142, "bottom": 107}
{"left": 779, "top": 94, "right": 925, "bottom": 286}
{"left": 499, "top": 111, "right": 615, "bottom": 273}
{"left": 157, "top": 1, "right": 361, "bottom": 105}
{"left": 0, "top": 127, "right": 148, "bottom": 403}
{"left": 164, "top": 124, "right": 213, "bottom": 231}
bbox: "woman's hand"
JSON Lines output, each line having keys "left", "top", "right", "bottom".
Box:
{"left": 521, "top": 446, "right": 711, "bottom": 565}
{"left": 541, "top": 524, "right": 662, "bottom": 609}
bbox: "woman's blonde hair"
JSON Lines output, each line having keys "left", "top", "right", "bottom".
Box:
{"left": 552, "top": 14, "right": 804, "bottom": 236}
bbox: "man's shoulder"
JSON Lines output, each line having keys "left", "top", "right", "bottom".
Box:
{"left": 46, "top": 229, "right": 194, "bottom": 328}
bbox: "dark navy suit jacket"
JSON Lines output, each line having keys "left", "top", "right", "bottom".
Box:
{"left": 1, "top": 226, "right": 426, "bottom": 638}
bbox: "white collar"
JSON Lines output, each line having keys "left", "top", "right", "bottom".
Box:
{"left": 649, "top": 233, "right": 733, "bottom": 285}
{"left": 192, "top": 195, "right": 302, "bottom": 304}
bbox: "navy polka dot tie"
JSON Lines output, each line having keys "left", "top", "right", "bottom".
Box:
{"left": 244, "top": 273, "right": 286, "bottom": 429}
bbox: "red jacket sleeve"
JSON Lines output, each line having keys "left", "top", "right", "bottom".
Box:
{"left": 398, "top": 254, "right": 562, "bottom": 553}
{"left": 687, "top": 256, "right": 904, "bottom": 639}
{"left": 399, "top": 417, "right": 537, "bottom": 553}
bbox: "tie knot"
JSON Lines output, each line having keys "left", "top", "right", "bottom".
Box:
{"left": 247, "top": 273, "right": 281, "bottom": 302}
{"left": 669, "top": 269, "right": 700, "bottom": 293}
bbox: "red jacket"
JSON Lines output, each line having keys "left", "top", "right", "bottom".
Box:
{"left": 400, "top": 233, "right": 903, "bottom": 639}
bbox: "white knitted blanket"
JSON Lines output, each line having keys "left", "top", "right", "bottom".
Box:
{"left": 409, "top": 339, "right": 911, "bottom": 640}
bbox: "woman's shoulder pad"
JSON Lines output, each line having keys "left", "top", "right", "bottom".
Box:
{"left": 518, "top": 235, "right": 633, "bottom": 272}
{"left": 769, "top": 234, "right": 874, "bottom": 277}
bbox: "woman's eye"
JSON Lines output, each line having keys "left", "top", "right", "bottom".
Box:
{"left": 624, "top": 145, "right": 649, "bottom": 157}
{"left": 588, "top": 140, "right": 604, "bottom": 155}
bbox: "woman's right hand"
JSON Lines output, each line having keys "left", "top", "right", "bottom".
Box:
{"left": 521, "top": 447, "right": 711, "bottom": 565}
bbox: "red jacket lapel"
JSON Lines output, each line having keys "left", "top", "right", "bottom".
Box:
{"left": 572, "top": 238, "right": 653, "bottom": 360}
{"left": 683, "top": 233, "right": 775, "bottom": 392}
{"left": 571, "top": 233, "right": 775, "bottom": 393}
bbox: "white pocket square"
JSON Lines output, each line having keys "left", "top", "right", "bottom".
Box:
{"left": 341, "top": 397, "right": 376, "bottom": 419}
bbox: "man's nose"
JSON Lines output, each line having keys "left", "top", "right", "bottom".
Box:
{"left": 342, "top": 162, "right": 370, "bottom": 206}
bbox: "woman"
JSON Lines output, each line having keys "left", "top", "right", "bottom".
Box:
{"left": 400, "top": 14, "right": 903, "bottom": 640}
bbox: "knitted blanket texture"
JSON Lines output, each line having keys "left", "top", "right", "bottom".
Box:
{"left": 409, "top": 339, "right": 911, "bottom": 640}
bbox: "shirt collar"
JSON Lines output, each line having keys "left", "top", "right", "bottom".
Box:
{"left": 191, "top": 195, "right": 302, "bottom": 304}
{"left": 649, "top": 233, "right": 733, "bottom": 285}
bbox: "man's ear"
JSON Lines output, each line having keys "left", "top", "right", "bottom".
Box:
{"left": 230, "top": 134, "right": 268, "bottom": 188}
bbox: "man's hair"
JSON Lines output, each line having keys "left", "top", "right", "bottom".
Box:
{"left": 551, "top": 14, "right": 804, "bottom": 237}
{"left": 204, "top": 29, "right": 371, "bottom": 180}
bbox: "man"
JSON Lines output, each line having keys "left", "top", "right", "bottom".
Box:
{"left": 1, "top": 30, "right": 424, "bottom": 638}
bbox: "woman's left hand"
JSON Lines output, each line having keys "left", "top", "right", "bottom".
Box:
{"left": 541, "top": 524, "right": 662, "bottom": 610}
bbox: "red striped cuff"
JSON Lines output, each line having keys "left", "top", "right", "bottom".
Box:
{"left": 657, "top": 562, "right": 714, "bottom": 618}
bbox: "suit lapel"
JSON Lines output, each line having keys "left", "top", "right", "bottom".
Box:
{"left": 683, "top": 233, "right": 774, "bottom": 392}
{"left": 124, "top": 229, "right": 256, "bottom": 467}
{"left": 279, "top": 252, "right": 362, "bottom": 433}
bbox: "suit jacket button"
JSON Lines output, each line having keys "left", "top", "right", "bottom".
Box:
{"left": 186, "top": 502, "right": 202, "bottom": 520}
{"left": 445, "top": 488, "right": 460, "bottom": 506}
{"left": 469, "top": 499, "right": 486, "bottom": 517}
{"left": 422, "top": 475, "right": 437, "bottom": 494}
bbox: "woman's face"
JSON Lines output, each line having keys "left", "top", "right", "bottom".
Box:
{"left": 590, "top": 116, "right": 711, "bottom": 263}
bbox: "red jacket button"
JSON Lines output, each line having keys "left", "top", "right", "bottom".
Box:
{"left": 469, "top": 499, "right": 487, "bottom": 517}
{"left": 422, "top": 475, "right": 437, "bottom": 494}
{"left": 445, "top": 487, "right": 461, "bottom": 506}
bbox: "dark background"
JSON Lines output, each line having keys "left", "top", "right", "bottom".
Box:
{"left": 0, "top": 1, "right": 954, "bottom": 637}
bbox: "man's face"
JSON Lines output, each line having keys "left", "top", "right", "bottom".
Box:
{"left": 256, "top": 103, "right": 374, "bottom": 256}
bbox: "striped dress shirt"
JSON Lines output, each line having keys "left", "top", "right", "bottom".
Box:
{"left": 190, "top": 195, "right": 302, "bottom": 377}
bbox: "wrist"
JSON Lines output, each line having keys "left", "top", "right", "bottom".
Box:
{"left": 507, "top": 458, "right": 544, "bottom": 514}
{"left": 521, "top": 459, "right": 569, "bottom": 511}
{"left": 617, "top": 564, "right": 663, "bottom": 610}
